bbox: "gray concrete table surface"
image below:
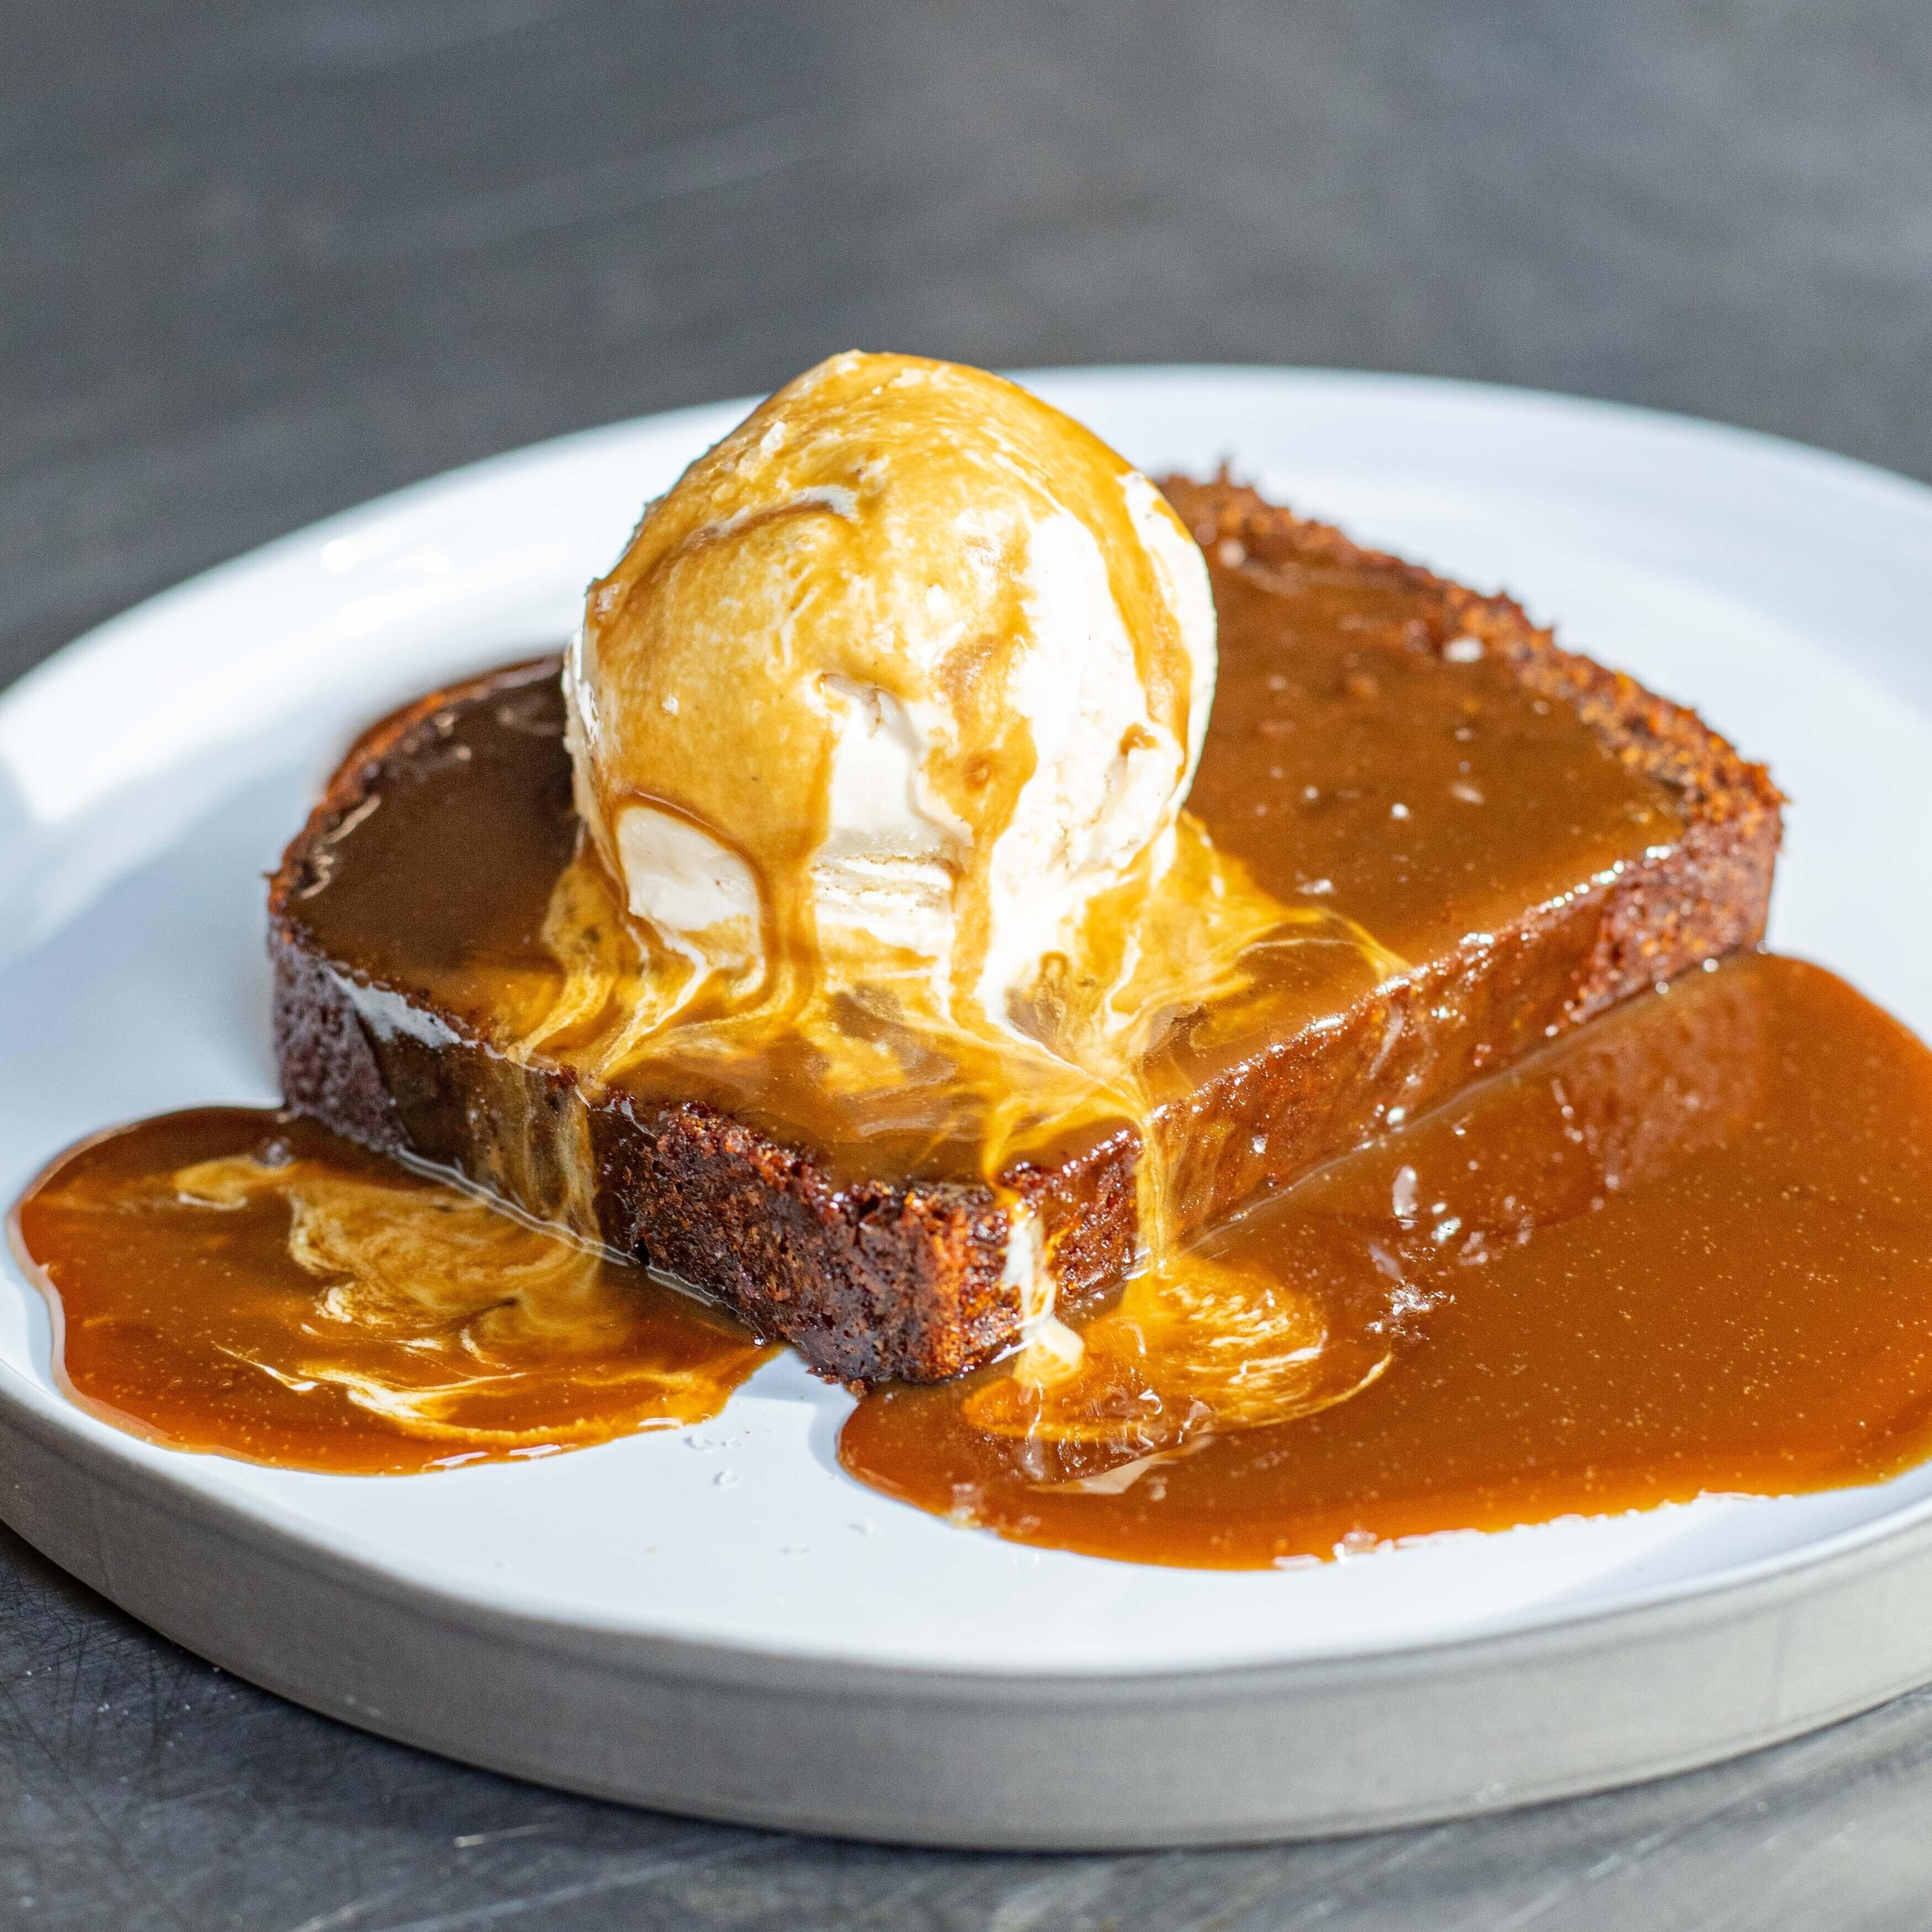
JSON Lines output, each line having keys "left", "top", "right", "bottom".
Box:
{"left": 7, "top": 2, "right": 1932, "bottom": 1924}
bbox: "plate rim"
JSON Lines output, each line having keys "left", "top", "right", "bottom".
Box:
{"left": 8, "top": 1369, "right": 1932, "bottom": 1846}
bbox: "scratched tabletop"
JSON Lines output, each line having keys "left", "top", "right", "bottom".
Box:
{"left": 9, "top": 4, "right": 1932, "bottom": 1926}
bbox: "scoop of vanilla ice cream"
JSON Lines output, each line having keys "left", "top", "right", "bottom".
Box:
{"left": 563, "top": 351, "right": 1217, "bottom": 1030}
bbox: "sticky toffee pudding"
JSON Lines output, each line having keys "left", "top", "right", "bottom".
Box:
{"left": 13, "top": 355, "right": 1932, "bottom": 1572}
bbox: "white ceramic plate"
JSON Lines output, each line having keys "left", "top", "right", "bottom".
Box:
{"left": 5, "top": 369, "right": 1932, "bottom": 1847}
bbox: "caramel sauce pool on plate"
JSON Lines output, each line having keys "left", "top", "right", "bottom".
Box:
{"left": 9, "top": 1110, "right": 773, "bottom": 1475}
{"left": 845, "top": 953, "right": 1932, "bottom": 1565}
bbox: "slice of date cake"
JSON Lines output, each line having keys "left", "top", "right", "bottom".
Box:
{"left": 269, "top": 479, "right": 1780, "bottom": 1385}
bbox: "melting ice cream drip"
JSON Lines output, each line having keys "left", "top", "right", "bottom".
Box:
{"left": 537, "top": 351, "right": 1408, "bottom": 1434}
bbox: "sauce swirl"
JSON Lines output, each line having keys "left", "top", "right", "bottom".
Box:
{"left": 10, "top": 1110, "right": 772, "bottom": 1475}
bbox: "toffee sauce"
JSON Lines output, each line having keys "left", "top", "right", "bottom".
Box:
{"left": 843, "top": 953, "right": 1932, "bottom": 1565}
{"left": 11, "top": 529, "right": 1929, "bottom": 1554}
{"left": 9, "top": 1110, "right": 773, "bottom": 1474}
